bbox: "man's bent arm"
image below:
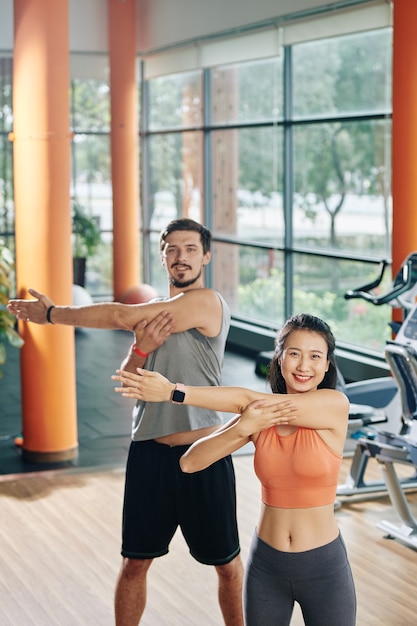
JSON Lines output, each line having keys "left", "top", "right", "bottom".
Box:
{"left": 121, "top": 311, "right": 174, "bottom": 374}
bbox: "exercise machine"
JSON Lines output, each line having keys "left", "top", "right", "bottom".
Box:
{"left": 357, "top": 303, "right": 417, "bottom": 549}
{"left": 337, "top": 253, "right": 417, "bottom": 497}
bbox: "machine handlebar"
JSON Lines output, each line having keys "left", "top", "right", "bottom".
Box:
{"left": 345, "top": 258, "right": 415, "bottom": 306}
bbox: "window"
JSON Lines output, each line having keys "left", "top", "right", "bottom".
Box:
{"left": 3, "top": 14, "right": 394, "bottom": 356}
{"left": 70, "top": 60, "right": 113, "bottom": 297}
{"left": 293, "top": 119, "right": 391, "bottom": 258}
{"left": 0, "top": 57, "right": 14, "bottom": 253}
{"left": 142, "top": 27, "right": 393, "bottom": 352}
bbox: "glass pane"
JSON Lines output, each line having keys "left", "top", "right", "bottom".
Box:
{"left": 0, "top": 133, "right": 14, "bottom": 240}
{"left": 212, "top": 241, "right": 285, "bottom": 326}
{"left": 69, "top": 56, "right": 112, "bottom": 298}
{"left": 293, "top": 253, "right": 392, "bottom": 351}
{"left": 0, "top": 57, "right": 13, "bottom": 133}
{"left": 293, "top": 28, "right": 392, "bottom": 118}
{"left": 148, "top": 231, "right": 169, "bottom": 298}
{"left": 147, "top": 131, "right": 203, "bottom": 232}
{"left": 211, "top": 57, "right": 283, "bottom": 124}
{"left": 71, "top": 135, "right": 112, "bottom": 297}
{"left": 148, "top": 71, "right": 202, "bottom": 131}
{"left": 71, "top": 79, "right": 110, "bottom": 132}
{"left": 293, "top": 119, "right": 391, "bottom": 258}
{"left": 212, "top": 127, "right": 284, "bottom": 243}
{"left": 0, "top": 57, "right": 14, "bottom": 243}
{"left": 83, "top": 232, "right": 114, "bottom": 299}
{"left": 71, "top": 134, "right": 112, "bottom": 229}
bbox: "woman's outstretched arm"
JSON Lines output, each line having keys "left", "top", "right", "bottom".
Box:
{"left": 113, "top": 367, "right": 272, "bottom": 413}
{"left": 112, "top": 367, "right": 349, "bottom": 432}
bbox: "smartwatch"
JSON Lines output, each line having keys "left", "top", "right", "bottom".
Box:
{"left": 171, "top": 383, "right": 186, "bottom": 404}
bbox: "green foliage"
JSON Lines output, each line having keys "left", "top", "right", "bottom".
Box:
{"left": 72, "top": 201, "right": 101, "bottom": 258}
{"left": 236, "top": 262, "right": 392, "bottom": 352}
{"left": 238, "top": 273, "right": 284, "bottom": 324}
{"left": 0, "top": 240, "right": 24, "bottom": 378}
{"left": 71, "top": 79, "right": 110, "bottom": 132}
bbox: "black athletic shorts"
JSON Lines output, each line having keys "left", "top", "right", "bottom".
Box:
{"left": 121, "top": 439, "right": 241, "bottom": 565}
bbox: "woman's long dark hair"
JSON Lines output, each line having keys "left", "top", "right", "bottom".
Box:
{"left": 268, "top": 313, "right": 338, "bottom": 394}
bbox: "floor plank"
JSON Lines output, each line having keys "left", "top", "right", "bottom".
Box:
{"left": 1, "top": 455, "right": 417, "bottom": 625}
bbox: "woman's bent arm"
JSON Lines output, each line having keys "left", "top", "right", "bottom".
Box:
{"left": 180, "top": 416, "right": 249, "bottom": 472}
{"left": 180, "top": 397, "right": 299, "bottom": 472}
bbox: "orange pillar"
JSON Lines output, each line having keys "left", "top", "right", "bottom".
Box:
{"left": 108, "top": 0, "right": 140, "bottom": 301}
{"left": 391, "top": 0, "right": 417, "bottom": 276}
{"left": 12, "top": 0, "right": 78, "bottom": 462}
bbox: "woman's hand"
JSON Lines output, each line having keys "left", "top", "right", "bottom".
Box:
{"left": 112, "top": 367, "right": 174, "bottom": 402}
{"left": 236, "top": 398, "right": 297, "bottom": 437}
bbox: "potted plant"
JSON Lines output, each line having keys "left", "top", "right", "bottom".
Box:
{"left": 72, "top": 201, "right": 101, "bottom": 287}
{"left": 0, "top": 239, "right": 24, "bottom": 378}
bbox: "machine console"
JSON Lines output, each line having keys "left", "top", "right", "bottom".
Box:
{"left": 393, "top": 302, "right": 417, "bottom": 344}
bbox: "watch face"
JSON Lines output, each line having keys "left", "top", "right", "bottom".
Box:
{"left": 172, "top": 389, "right": 186, "bottom": 404}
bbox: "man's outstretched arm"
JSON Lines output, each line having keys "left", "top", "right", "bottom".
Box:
{"left": 8, "top": 286, "right": 220, "bottom": 335}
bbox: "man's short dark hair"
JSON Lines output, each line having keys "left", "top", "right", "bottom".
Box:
{"left": 160, "top": 218, "right": 212, "bottom": 254}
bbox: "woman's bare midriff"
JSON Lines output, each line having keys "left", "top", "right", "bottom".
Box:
{"left": 154, "top": 425, "right": 220, "bottom": 447}
{"left": 257, "top": 502, "right": 339, "bottom": 552}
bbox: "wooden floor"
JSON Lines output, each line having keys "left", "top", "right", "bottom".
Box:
{"left": 1, "top": 455, "right": 417, "bottom": 625}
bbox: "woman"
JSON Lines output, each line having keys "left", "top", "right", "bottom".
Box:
{"left": 113, "top": 313, "right": 356, "bottom": 625}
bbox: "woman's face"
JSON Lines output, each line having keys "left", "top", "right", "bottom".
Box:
{"left": 279, "top": 329, "right": 329, "bottom": 395}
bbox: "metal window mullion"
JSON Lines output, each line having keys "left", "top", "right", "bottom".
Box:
{"left": 283, "top": 45, "right": 293, "bottom": 319}
{"left": 203, "top": 67, "right": 213, "bottom": 288}
{"left": 140, "top": 62, "right": 152, "bottom": 284}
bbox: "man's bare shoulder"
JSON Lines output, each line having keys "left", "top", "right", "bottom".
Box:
{"left": 180, "top": 287, "right": 220, "bottom": 301}
{"left": 170, "top": 288, "right": 224, "bottom": 335}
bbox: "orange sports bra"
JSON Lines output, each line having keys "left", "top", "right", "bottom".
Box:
{"left": 254, "top": 426, "right": 342, "bottom": 509}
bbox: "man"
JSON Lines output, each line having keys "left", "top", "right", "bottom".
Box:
{"left": 8, "top": 218, "right": 244, "bottom": 626}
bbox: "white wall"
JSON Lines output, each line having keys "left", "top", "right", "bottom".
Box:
{"left": 0, "top": 0, "right": 13, "bottom": 50}
{"left": 135, "top": 0, "right": 357, "bottom": 53}
{"left": 0, "top": 0, "right": 379, "bottom": 55}
{"left": 0, "top": 0, "right": 107, "bottom": 53}
{"left": 69, "top": 0, "right": 108, "bottom": 53}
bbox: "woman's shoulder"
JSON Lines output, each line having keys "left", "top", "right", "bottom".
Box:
{"left": 318, "top": 387, "right": 349, "bottom": 402}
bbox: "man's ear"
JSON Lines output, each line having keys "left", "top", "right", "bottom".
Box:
{"left": 203, "top": 251, "right": 211, "bottom": 266}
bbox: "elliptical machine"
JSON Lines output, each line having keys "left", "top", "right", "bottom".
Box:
{"left": 355, "top": 302, "right": 417, "bottom": 549}
{"left": 337, "top": 252, "right": 417, "bottom": 498}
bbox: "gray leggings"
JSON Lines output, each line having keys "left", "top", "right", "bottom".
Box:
{"left": 243, "top": 532, "right": 356, "bottom": 626}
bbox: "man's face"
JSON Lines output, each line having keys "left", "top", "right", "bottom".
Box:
{"left": 161, "top": 230, "right": 211, "bottom": 289}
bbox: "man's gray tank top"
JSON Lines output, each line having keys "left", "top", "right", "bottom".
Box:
{"left": 131, "top": 292, "right": 230, "bottom": 441}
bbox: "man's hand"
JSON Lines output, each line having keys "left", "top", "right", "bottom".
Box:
{"left": 121, "top": 310, "right": 174, "bottom": 374}
{"left": 7, "top": 288, "right": 55, "bottom": 325}
{"left": 133, "top": 310, "right": 174, "bottom": 355}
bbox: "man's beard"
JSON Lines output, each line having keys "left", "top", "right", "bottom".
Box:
{"left": 169, "top": 268, "right": 202, "bottom": 289}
